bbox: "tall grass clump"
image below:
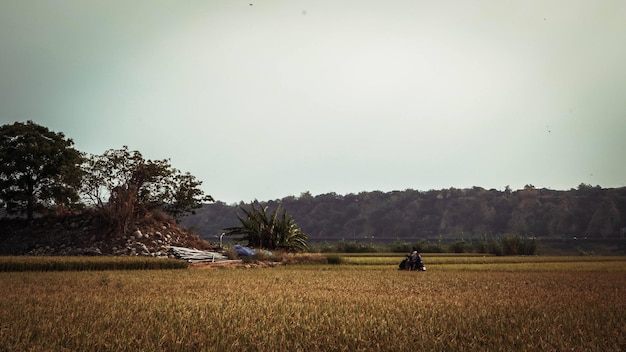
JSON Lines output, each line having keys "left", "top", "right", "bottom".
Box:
{"left": 386, "top": 241, "right": 412, "bottom": 253}
{"left": 471, "top": 234, "right": 538, "bottom": 256}
{"left": 472, "top": 235, "right": 502, "bottom": 255}
{"left": 334, "top": 240, "right": 378, "bottom": 253}
{"left": 499, "top": 234, "right": 538, "bottom": 255}
{"left": 447, "top": 240, "right": 470, "bottom": 253}
{"left": 414, "top": 239, "right": 445, "bottom": 253}
{"left": 325, "top": 254, "right": 344, "bottom": 265}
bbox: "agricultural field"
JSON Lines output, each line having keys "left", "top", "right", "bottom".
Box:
{"left": 0, "top": 255, "right": 625, "bottom": 351}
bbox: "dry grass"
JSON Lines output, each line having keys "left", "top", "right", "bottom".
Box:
{"left": 343, "top": 254, "right": 626, "bottom": 269}
{"left": 0, "top": 258, "right": 624, "bottom": 351}
{"left": 0, "top": 256, "right": 188, "bottom": 271}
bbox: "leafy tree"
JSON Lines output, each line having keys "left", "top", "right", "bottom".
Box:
{"left": 224, "top": 203, "right": 308, "bottom": 252}
{"left": 81, "top": 146, "right": 212, "bottom": 233}
{"left": 162, "top": 171, "right": 214, "bottom": 221}
{"left": 0, "top": 121, "right": 83, "bottom": 221}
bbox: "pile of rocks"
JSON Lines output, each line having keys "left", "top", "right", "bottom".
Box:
{"left": 113, "top": 229, "right": 175, "bottom": 257}
{"left": 0, "top": 213, "right": 215, "bottom": 258}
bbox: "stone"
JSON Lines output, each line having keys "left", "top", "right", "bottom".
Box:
{"left": 84, "top": 247, "right": 102, "bottom": 256}
{"left": 135, "top": 243, "right": 150, "bottom": 255}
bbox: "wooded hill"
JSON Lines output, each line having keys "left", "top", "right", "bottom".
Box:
{"left": 181, "top": 185, "right": 626, "bottom": 243}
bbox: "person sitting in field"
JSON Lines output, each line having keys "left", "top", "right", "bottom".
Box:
{"left": 408, "top": 248, "right": 424, "bottom": 271}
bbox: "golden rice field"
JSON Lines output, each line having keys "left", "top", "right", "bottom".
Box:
{"left": 0, "top": 256, "right": 625, "bottom": 352}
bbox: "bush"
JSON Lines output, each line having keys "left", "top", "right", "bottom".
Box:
{"left": 325, "top": 254, "right": 344, "bottom": 265}
{"left": 471, "top": 234, "right": 538, "bottom": 256}
{"left": 387, "top": 241, "right": 412, "bottom": 253}
{"left": 335, "top": 240, "right": 378, "bottom": 253}
{"left": 310, "top": 242, "right": 337, "bottom": 253}
{"left": 472, "top": 236, "right": 503, "bottom": 256}
{"left": 223, "top": 247, "right": 239, "bottom": 260}
{"left": 252, "top": 250, "right": 281, "bottom": 262}
{"left": 415, "top": 240, "right": 445, "bottom": 253}
{"left": 448, "top": 240, "right": 469, "bottom": 253}
{"left": 499, "top": 234, "right": 538, "bottom": 255}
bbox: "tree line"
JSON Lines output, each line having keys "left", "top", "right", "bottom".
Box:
{"left": 182, "top": 185, "right": 626, "bottom": 242}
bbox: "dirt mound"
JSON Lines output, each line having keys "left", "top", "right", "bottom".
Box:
{"left": 0, "top": 211, "right": 213, "bottom": 256}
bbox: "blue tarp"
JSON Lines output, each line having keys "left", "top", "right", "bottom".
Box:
{"left": 234, "top": 245, "right": 255, "bottom": 256}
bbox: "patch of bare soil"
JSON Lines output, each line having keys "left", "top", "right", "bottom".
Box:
{"left": 189, "top": 252, "right": 328, "bottom": 269}
{"left": 190, "top": 260, "right": 283, "bottom": 269}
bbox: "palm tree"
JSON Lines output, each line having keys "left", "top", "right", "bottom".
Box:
{"left": 224, "top": 203, "right": 308, "bottom": 252}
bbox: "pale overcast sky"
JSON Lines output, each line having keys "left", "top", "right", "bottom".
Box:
{"left": 1, "top": 1, "right": 625, "bottom": 204}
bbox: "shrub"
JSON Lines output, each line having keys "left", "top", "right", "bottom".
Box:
{"left": 223, "top": 246, "right": 239, "bottom": 260}
{"left": 252, "top": 250, "right": 274, "bottom": 262}
{"left": 448, "top": 240, "right": 469, "bottom": 253}
{"left": 314, "top": 242, "right": 338, "bottom": 253}
{"left": 387, "top": 241, "right": 412, "bottom": 253}
{"left": 501, "top": 234, "right": 538, "bottom": 255}
{"left": 472, "top": 236, "right": 503, "bottom": 256}
{"left": 335, "top": 240, "right": 378, "bottom": 253}
{"left": 415, "top": 240, "right": 445, "bottom": 253}
{"left": 224, "top": 203, "right": 308, "bottom": 252}
{"left": 325, "top": 254, "right": 344, "bottom": 265}
{"left": 471, "top": 234, "right": 538, "bottom": 256}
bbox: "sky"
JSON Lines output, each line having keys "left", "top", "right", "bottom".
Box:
{"left": 1, "top": 0, "right": 625, "bottom": 204}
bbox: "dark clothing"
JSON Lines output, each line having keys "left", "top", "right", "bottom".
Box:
{"left": 409, "top": 251, "right": 422, "bottom": 270}
{"left": 399, "top": 250, "right": 425, "bottom": 271}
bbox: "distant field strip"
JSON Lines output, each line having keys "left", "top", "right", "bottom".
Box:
{"left": 0, "top": 256, "right": 188, "bottom": 271}
{"left": 341, "top": 254, "right": 626, "bottom": 271}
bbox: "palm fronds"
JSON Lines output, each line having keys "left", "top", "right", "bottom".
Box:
{"left": 224, "top": 202, "right": 308, "bottom": 252}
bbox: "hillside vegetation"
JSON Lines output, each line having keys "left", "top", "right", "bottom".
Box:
{"left": 182, "top": 184, "right": 626, "bottom": 243}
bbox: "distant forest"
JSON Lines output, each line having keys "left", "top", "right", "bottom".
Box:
{"left": 181, "top": 184, "right": 626, "bottom": 243}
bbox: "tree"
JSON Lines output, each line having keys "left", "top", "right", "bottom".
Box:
{"left": 0, "top": 121, "right": 83, "bottom": 221}
{"left": 162, "top": 171, "right": 214, "bottom": 221}
{"left": 81, "top": 146, "right": 213, "bottom": 233}
{"left": 224, "top": 202, "right": 308, "bottom": 252}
